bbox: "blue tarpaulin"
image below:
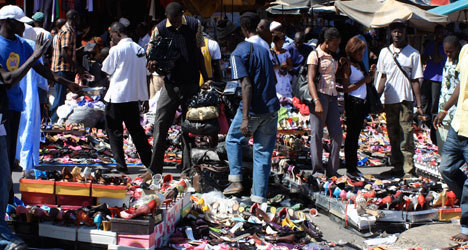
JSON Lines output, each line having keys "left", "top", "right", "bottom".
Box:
{"left": 429, "top": 0, "right": 468, "bottom": 21}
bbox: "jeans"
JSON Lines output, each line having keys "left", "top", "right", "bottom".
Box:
{"left": 50, "top": 71, "right": 74, "bottom": 123}
{"left": 150, "top": 80, "right": 199, "bottom": 175}
{"left": 309, "top": 92, "right": 342, "bottom": 177}
{"left": 0, "top": 135, "right": 24, "bottom": 247}
{"left": 344, "top": 95, "right": 368, "bottom": 172}
{"left": 105, "top": 102, "right": 152, "bottom": 169}
{"left": 384, "top": 101, "right": 415, "bottom": 174}
{"left": 5, "top": 110, "right": 20, "bottom": 204}
{"left": 439, "top": 127, "right": 468, "bottom": 234}
{"left": 226, "top": 108, "right": 278, "bottom": 203}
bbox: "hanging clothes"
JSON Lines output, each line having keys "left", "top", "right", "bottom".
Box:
{"left": 16, "top": 41, "right": 48, "bottom": 170}
{"left": 86, "top": 0, "right": 93, "bottom": 12}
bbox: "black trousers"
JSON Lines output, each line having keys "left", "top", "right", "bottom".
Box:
{"left": 421, "top": 79, "right": 441, "bottom": 143}
{"left": 105, "top": 102, "right": 152, "bottom": 169}
{"left": 150, "top": 80, "right": 199, "bottom": 175}
{"left": 344, "top": 95, "right": 369, "bottom": 172}
{"left": 5, "top": 110, "right": 20, "bottom": 204}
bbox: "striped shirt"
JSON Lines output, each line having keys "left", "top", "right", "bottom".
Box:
{"left": 51, "top": 22, "right": 76, "bottom": 72}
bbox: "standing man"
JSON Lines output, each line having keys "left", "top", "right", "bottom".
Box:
{"left": 31, "top": 12, "right": 52, "bottom": 41}
{"left": 222, "top": 12, "right": 280, "bottom": 203}
{"left": 0, "top": 4, "right": 74, "bottom": 249}
{"left": 285, "top": 31, "right": 313, "bottom": 75}
{"left": 421, "top": 25, "right": 446, "bottom": 143}
{"left": 435, "top": 43, "right": 468, "bottom": 242}
{"left": 142, "top": 2, "right": 208, "bottom": 181}
{"left": 101, "top": 22, "right": 152, "bottom": 174}
{"left": 257, "top": 18, "right": 272, "bottom": 45}
{"left": 377, "top": 19, "right": 424, "bottom": 178}
{"left": 50, "top": 9, "right": 85, "bottom": 123}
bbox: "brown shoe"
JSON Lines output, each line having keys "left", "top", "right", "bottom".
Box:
{"left": 223, "top": 182, "right": 243, "bottom": 195}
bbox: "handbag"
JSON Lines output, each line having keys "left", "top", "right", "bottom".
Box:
{"left": 366, "top": 83, "right": 384, "bottom": 114}
{"left": 188, "top": 89, "right": 220, "bottom": 108}
{"left": 147, "top": 37, "right": 180, "bottom": 75}
{"left": 181, "top": 118, "right": 219, "bottom": 136}
{"left": 186, "top": 106, "right": 219, "bottom": 121}
{"left": 292, "top": 50, "right": 321, "bottom": 105}
{"left": 192, "top": 151, "right": 230, "bottom": 193}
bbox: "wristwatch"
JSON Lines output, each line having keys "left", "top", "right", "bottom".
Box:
{"left": 313, "top": 98, "right": 320, "bottom": 103}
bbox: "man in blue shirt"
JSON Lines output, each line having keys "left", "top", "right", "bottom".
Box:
{"left": 221, "top": 12, "right": 280, "bottom": 203}
{"left": 285, "top": 31, "right": 313, "bottom": 75}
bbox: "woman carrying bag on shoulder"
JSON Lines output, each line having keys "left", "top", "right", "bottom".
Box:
{"left": 306, "top": 27, "right": 342, "bottom": 178}
{"left": 341, "top": 36, "right": 376, "bottom": 178}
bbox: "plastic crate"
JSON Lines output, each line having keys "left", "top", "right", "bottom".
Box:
{"left": 19, "top": 179, "right": 55, "bottom": 194}
{"left": 55, "top": 181, "right": 91, "bottom": 196}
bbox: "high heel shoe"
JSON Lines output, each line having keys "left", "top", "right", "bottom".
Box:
{"left": 61, "top": 167, "right": 73, "bottom": 181}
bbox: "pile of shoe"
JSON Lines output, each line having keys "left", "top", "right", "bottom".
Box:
{"left": 413, "top": 125, "right": 441, "bottom": 179}
{"left": 313, "top": 175, "right": 457, "bottom": 215}
{"left": 166, "top": 191, "right": 331, "bottom": 249}
{"left": 23, "top": 167, "right": 130, "bottom": 185}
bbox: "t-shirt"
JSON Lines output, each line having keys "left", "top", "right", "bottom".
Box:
{"left": 285, "top": 42, "right": 313, "bottom": 74}
{"left": 230, "top": 41, "right": 280, "bottom": 115}
{"left": 376, "top": 44, "right": 423, "bottom": 104}
{"left": 32, "top": 27, "right": 53, "bottom": 42}
{"left": 102, "top": 38, "right": 149, "bottom": 103}
{"left": 451, "top": 44, "right": 468, "bottom": 137}
{"left": 245, "top": 35, "right": 270, "bottom": 51}
{"left": 207, "top": 39, "right": 221, "bottom": 60}
{"left": 0, "top": 34, "right": 34, "bottom": 111}
{"left": 423, "top": 41, "right": 446, "bottom": 82}
{"left": 307, "top": 46, "right": 338, "bottom": 96}
{"left": 349, "top": 64, "right": 366, "bottom": 99}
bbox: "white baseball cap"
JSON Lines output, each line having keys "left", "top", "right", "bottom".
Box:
{"left": 0, "top": 5, "right": 33, "bottom": 23}
{"left": 270, "top": 21, "right": 282, "bottom": 32}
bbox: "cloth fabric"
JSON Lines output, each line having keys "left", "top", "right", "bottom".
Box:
{"left": 285, "top": 42, "right": 313, "bottom": 74}
{"left": 230, "top": 41, "right": 280, "bottom": 115}
{"left": 102, "top": 38, "right": 149, "bottom": 103}
{"left": 439, "top": 126, "right": 468, "bottom": 234}
{"left": 0, "top": 34, "right": 34, "bottom": 112}
{"left": 199, "top": 37, "right": 217, "bottom": 85}
{"left": 33, "top": 27, "right": 52, "bottom": 42}
{"left": 384, "top": 101, "right": 415, "bottom": 174}
{"left": 423, "top": 41, "right": 446, "bottom": 82}
{"left": 344, "top": 95, "right": 369, "bottom": 172}
{"left": 349, "top": 64, "right": 367, "bottom": 99}
{"left": 227, "top": 108, "right": 278, "bottom": 203}
{"left": 51, "top": 22, "right": 76, "bottom": 72}
{"left": 421, "top": 80, "right": 442, "bottom": 120}
{"left": 23, "top": 24, "right": 37, "bottom": 41}
{"left": 309, "top": 92, "right": 342, "bottom": 176}
{"left": 307, "top": 46, "right": 338, "bottom": 96}
{"left": 16, "top": 44, "right": 48, "bottom": 170}
{"left": 50, "top": 71, "right": 73, "bottom": 123}
{"left": 149, "top": 80, "right": 199, "bottom": 175}
{"left": 376, "top": 44, "right": 423, "bottom": 104}
{"left": 451, "top": 44, "right": 468, "bottom": 137}
{"left": 272, "top": 50, "right": 293, "bottom": 98}
{"left": 105, "top": 102, "right": 152, "bottom": 169}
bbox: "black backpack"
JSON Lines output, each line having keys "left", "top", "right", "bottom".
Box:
{"left": 291, "top": 50, "right": 320, "bottom": 105}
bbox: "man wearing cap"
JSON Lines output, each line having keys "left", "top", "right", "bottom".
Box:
{"left": 31, "top": 12, "right": 52, "bottom": 43}
{"left": 270, "top": 21, "right": 293, "bottom": 49}
{"left": 142, "top": 2, "right": 208, "bottom": 181}
{"left": 50, "top": 9, "right": 85, "bottom": 123}
{"left": 0, "top": 5, "right": 78, "bottom": 249}
{"left": 376, "top": 19, "right": 424, "bottom": 178}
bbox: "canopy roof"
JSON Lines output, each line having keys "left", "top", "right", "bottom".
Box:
{"left": 335, "top": 0, "right": 448, "bottom": 31}
{"left": 429, "top": 0, "right": 468, "bottom": 22}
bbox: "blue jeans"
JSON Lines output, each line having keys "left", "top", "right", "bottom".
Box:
{"left": 440, "top": 127, "right": 468, "bottom": 234}
{"left": 50, "top": 71, "right": 74, "bottom": 123}
{"left": 226, "top": 108, "right": 278, "bottom": 203}
{"left": 0, "top": 135, "right": 24, "bottom": 248}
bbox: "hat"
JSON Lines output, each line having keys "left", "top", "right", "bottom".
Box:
{"left": 0, "top": 5, "right": 33, "bottom": 23}
{"left": 216, "top": 19, "right": 238, "bottom": 40}
{"left": 119, "top": 17, "right": 130, "bottom": 28}
{"left": 389, "top": 19, "right": 407, "bottom": 30}
{"left": 270, "top": 21, "right": 282, "bottom": 32}
{"left": 32, "top": 12, "right": 44, "bottom": 22}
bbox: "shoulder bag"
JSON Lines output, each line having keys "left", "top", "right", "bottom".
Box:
{"left": 292, "top": 50, "right": 320, "bottom": 105}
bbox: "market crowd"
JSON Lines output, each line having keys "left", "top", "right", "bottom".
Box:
{"left": 2, "top": 1, "right": 468, "bottom": 248}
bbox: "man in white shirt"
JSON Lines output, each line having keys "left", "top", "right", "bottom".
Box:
{"left": 31, "top": 12, "right": 52, "bottom": 42}
{"left": 101, "top": 22, "right": 152, "bottom": 173}
{"left": 377, "top": 19, "right": 424, "bottom": 178}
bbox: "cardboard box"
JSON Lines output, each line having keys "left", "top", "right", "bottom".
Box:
{"left": 39, "top": 222, "right": 77, "bottom": 241}
{"left": 92, "top": 184, "right": 127, "bottom": 199}
{"left": 111, "top": 216, "right": 155, "bottom": 235}
{"left": 19, "top": 179, "right": 55, "bottom": 194}
{"left": 108, "top": 245, "right": 155, "bottom": 250}
{"left": 78, "top": 226, "right": 117, "bottom": 245}
{"left": 117, "top": 230, "right": 156, "bottom": 249}
{"left": 439, "top": 207, "right": 461, "bottom": 221}
{"left": 56, "top": 181, "right": 91, "bottom": 196}
{"left": 21, "top": 192, "right": 55, "bottom": 206}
